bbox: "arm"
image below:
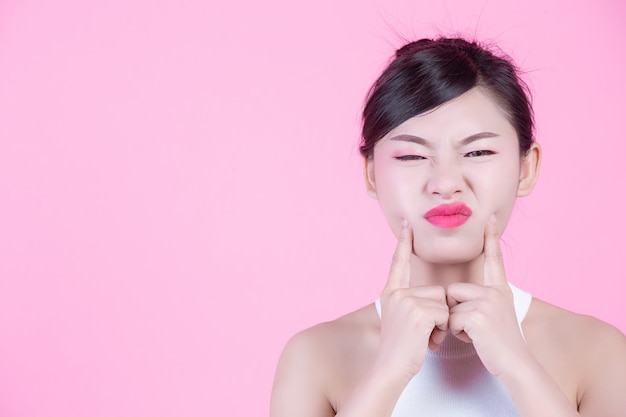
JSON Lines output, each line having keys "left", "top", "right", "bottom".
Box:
{"left": 577, "top": 320, "right": 626, "bottom": 417}
{"left": 270, "top": 220, "right": 449, "bottom": 417}
{"left": 333, "top": 365, "right": 408, "bottom": 417}
{"left": 269, "top": 327, "right": 411, "bottom": 417}
{"left": 447, "top": 216, "right": 581, "bottom": 417}
{"left": 270, "top": 329, "right": 335, "bottom": 417}
{"left": 270, "top": 321, "right": 445, "bottom": 417}
{"left": 498, "top": 352, "right": 580, "bottom": 417}
{"left": 500, "top": 318, "right": 626, "bottom": 417}
{"left": 338, "top": 220, "right": 449, "bottom": 416}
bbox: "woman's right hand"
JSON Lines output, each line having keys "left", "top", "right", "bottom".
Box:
{"left": 375, "top": 219, "right": 449, "bottom": 384}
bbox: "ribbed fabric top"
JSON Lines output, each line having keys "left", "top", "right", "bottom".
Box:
{"left": 374, "top": 284, "right": 532, "bottom": 416}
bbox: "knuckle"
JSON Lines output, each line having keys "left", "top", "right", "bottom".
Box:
{"left": 483, "top": 286, "right": 498, "bottom": 297}
{"left": 448, "top": 318, "right": 461, "bottom": 332}
{"left": 487, "top": 247, "right": 503, "bottom": 262}
{"left": 492, "top": 250, "right": 504, "bottom": 262}
{"left": 391, "top": 253, "right": 406, "bottom": 265}
{"left": 388, "top": 289, "right": 404, "bottom": 303}
{"left": 434, "top": 285, "right": 446, "bottom": 299}
{"left": 469, "top": 310, "right": 487, "bottom": 327}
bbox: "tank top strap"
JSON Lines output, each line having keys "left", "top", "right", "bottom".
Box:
{"left": 508, "top": 283, "right": 532, "bottom": 339}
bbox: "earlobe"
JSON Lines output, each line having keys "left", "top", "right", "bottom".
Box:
{"left": 517, "top": 143, "right": 542, "bottom": 197}
{"left": 364, "top": 157, "right": 378, "bottom": 199}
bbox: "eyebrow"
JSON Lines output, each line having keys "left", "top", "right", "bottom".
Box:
{"left": 389, "top": 132, "right": 500, "bottom": 147}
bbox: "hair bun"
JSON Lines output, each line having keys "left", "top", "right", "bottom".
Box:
{"left": 395, "top": 38, "right": 433, "bottom": 58}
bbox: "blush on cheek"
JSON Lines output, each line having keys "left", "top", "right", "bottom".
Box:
{"left": 380, "top": 181, "right": 415, "bottom": 217}
{"left": 374, "top": 173, "right": 418, "bottom": 234}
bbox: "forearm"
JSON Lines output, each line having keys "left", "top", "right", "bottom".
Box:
{"left": 500, "top": 355, "right": 579, "bottom": 417}
{"left": 336, "top": 365, "right": 408, "bottom": 417}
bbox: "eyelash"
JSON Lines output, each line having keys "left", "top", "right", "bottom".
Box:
{"left": 464, "top": 150, "right": 495, "bottom": 157}
{"left": 394, "top": 155, "right": 426, "bottom": 161}
{"left": 394, "top": 150, "right": 495, "bottom": 161}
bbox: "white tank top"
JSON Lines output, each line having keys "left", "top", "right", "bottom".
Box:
{"left": 374, "top": 284, "right": 532, "bottom": 417}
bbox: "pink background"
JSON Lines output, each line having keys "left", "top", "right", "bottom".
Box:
{"left": 1, "top": 0, "right": 624, "bottom": 415}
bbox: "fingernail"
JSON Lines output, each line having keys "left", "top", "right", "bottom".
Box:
{"left": 488, "top": 214, "right": 496, "bottom": 225}
{"left": 402, "top": 219, "right": 409, "bottom": 229}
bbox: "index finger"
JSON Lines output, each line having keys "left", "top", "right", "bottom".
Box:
{"left": 384, "top": 219, "right": 412, "bottom": 290}
{"left": 483, "top": 214, "right": 507, "bottom": 287}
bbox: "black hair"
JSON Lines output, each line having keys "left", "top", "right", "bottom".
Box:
{"left": 360, "top": 38, "right": 534, "bottom": 158}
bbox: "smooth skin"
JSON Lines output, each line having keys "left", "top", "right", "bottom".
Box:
{"left": 270, "top": 88, "right": 626, "bottom": 417}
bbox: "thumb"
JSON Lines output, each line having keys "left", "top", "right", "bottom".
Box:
{"left": 384, "top": 219, "right": 412, "bottom": 290}
{"left": 483, "top": 215, "right": 507, "bottom": 287}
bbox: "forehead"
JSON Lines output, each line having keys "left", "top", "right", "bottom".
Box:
{"left": 380, "top": 87, "right": 517, "bottom": 145}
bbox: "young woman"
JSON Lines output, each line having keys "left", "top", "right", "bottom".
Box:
{"left": 269, "top": 37, "right": 626, "bottom": 417}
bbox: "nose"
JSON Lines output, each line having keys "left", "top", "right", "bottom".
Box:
{"left": 427, "top": 157, "right": 464, "bottom": 199}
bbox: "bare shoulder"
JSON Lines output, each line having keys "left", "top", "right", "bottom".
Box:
{"left": 524, "top": 297, "right": 626, "bottom": 413}
{"left": 525, "top": 297, "right": 626, "bottom": 355}
{"left": 281, "top": 303, "right": 379, "bottom": 363}
{"left": 270, "top": 304, "right": 379, "bottom": 417}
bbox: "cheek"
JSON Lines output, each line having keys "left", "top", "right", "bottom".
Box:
{"left": 479, "top": 163, "right": 521, "bottom": 221}
{"left": 373, "top": 163, "right": 422, "bottom": 222}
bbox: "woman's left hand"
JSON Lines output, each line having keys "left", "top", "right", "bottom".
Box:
{"left": 446, "top": 215, "right": 532, "bottom": 378}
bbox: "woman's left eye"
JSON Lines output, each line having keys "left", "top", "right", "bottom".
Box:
{"left": 464, "top": 150, "right": 495, "bottom": 157}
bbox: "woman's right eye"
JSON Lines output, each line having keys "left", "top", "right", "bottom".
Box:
{"left": 394, "top": 155, "right": 425, "bottom": 161}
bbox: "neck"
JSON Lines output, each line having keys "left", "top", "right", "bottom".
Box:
{"left": 409, "top": 254, "right": 485, "bottom": 288}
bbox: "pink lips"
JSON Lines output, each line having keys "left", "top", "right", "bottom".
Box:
{"left": 424, "top": 202, "right": 472, "bottom": 228}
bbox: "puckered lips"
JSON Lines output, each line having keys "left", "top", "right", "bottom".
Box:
{"left": 424, "top": 202, "right": 472, "bottom": 228}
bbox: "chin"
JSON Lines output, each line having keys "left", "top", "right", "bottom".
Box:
{"left": 413, "top": 237, "right": 484, "bottom": 265}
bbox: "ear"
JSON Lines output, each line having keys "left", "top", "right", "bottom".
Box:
{"left": 517, "top": 142, "right": 541, "bottom": 197}
{"left": 363, "top": 157, "right": 378, "bottom": 199}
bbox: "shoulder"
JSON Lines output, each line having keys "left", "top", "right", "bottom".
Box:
{"left": 281, "top": 302, "right": 379, "bottom": 361}
{"left": 270, "top": 304, "right": 379, "bottom": 417}
{"left": 523, "top": 297, "right": 626, "bottom": 410}
{"left": 524, "top": 297, "right": 625, "bottom": 354}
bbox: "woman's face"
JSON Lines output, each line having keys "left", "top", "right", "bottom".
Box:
{"left": 365, "top": 87, "right": 540, "bottom": 264}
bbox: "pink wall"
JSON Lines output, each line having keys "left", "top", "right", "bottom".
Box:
{"left": 1, "top": 0, "right": 624, "bottom": 415}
